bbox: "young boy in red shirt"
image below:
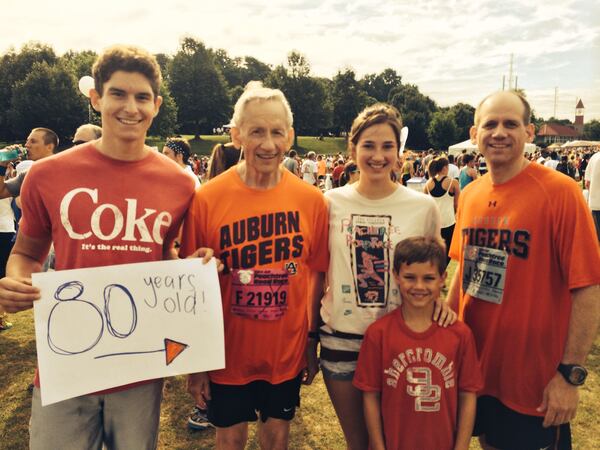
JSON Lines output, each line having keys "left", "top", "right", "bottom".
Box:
{"left": 354, "top": 236, "right": 482, "bottom": 450}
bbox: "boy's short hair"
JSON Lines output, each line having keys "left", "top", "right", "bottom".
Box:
{"left": 393, "top": 236, "right": 446, "bottom": 275}
{"left": 92, "top": 45, "right": 162, "bottom": 98}
{"left": 32, "top": 127, "right": 59, "bottom": 151}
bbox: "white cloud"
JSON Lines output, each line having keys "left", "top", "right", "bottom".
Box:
{"left": 1, "top": 0, "right": 599, "bottom": 120}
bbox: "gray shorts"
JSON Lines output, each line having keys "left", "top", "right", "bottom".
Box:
{"left": 29, "top": 380, "right": 163, "bottom": 450}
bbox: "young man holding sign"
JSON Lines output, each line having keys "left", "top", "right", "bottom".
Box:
{"left": 0, "top": 46, "right": 198, "bottom": 449}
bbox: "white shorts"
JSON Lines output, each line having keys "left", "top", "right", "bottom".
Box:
{"left": 319, "top": 324, "right": 363, "bottom": 381}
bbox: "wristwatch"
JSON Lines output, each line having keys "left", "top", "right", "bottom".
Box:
{"left": 557, "top": 363, "right": 588, "bottom": 386}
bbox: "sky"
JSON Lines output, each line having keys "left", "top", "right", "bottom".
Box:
{"left": 3, "top": 0, "right": 599, "bottom": 121}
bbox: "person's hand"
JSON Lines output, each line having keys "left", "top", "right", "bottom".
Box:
{"left": 187, "top": 372, "right": 211, "bottom": 409}
{"left": 432, "top": 298, "right": 457, "bottom": 327}
{"left": 0, "top": 276, "right": 40, "bottom": 313}
{"left": 0, "top": 144, "right": 21, "bottom": 168}
{"left": 186, "top": 247, "right": 224, "bottom": 272}
{"left": 537, "top": 372, "right": 579, "bottom": 427}
{"left": 302, "top": 338, "right": 319, "bottom": 385}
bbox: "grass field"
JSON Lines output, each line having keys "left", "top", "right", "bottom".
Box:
{"left": 4, "top": 134, "right": 350, "bottom": 160}
{"left": 4, "top": 134, "right": 349, "bottom": 158}
{"left": 1, "top": 260, "right": 598, "bottom": 449}
{"left": 147, "top": 135, "right": 348, "bottom": 157}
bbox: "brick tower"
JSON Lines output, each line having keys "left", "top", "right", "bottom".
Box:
{"left": 574, "top": 99, "right": 584, "bottom": 136}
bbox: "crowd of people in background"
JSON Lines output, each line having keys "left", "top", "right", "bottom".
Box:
{"left": 274, "top": 143, "right": 599, "bottom": 195}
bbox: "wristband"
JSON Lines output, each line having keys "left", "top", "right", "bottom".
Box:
{"left": 0, "top": 166, "right": 6, "bottom": 177}
{"left": 308, "top": 331, "right": 320, "bottom": 341}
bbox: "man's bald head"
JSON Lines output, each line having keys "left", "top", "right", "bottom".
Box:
{"left": 474, "top": 90, "right": 532, "bottom": 127}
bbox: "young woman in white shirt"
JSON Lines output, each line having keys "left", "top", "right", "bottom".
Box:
{"left": 316, "top": 103, "right": 455, "bottom": 449}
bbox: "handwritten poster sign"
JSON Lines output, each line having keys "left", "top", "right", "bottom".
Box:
{"left": 32, "top": 258, "right": 224, "bottom": 406}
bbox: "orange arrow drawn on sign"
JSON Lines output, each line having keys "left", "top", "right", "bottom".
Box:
{"left": 164, "top": 338, "right": 189, "bottom": 365}
{"left": 94, "top": 338, "right": 190, "bottom": 366}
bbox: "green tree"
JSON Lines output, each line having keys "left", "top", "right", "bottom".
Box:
{"left": 530, "top": 110, "right": 545, "bottom": 132}
{"left": 389, "top": 84, "right": 437, "bottom": 149}
{"left": 546, "top": 117, "right": 573, "bottom": 126}
{"left": 59, "top": 50, "right": 97, "bottom": 80}
{"left": 314, "top": 77, "right": 334, "bottom": 132}
{"left": 449, "top": 103, "right": 475, "bottom": 141}
{"left": 266, "top": 52, "right": 331, "bottom": 148}
{"left": 583, "top": 120, "right": 600, "bottom": 140}
{"left": 228, "top": 85, "right": 244, "bottom": 110}
{"left": 427, "top": 110, "right": 458, "bottom": 150}
{"left": 241, "top": 56, "right": 272, "bottom": 85}
{"left": 331, "top": 69, "right": 371, "bottom": 134}
{"left": 58, "top": 50, "right": 100, "bottom": 127}
{"left": 0, "top": 42, "right": 57, "bottom": 140}
{"left": 213, "top": 49, "right": 244, "bottom": 88}
{"left": 149, "top": 82, "right": 178, "bottom": 137}
{"left": 361, "top": 68, "right": 402, "bottom": 102}
{"left": 9, "top": 61, "right": 87, "bottom": 142}
{"left": 213, "top": 50, "right": 271, "bottom": 90}
{"left": 154, "top": 53, "right": 172, "bottom": 83}
{"left": 286, "top": 51, "right": 309, "bottom": 78}
{"left": 169, "top": 38, "right": 230, "bottom": 138}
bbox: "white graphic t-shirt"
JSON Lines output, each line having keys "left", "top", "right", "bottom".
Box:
{"left": 320, "top": 184, "right": 441, "bottom": 335}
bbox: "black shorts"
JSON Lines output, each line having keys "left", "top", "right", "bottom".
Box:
{"left": 207, "top": 374, "right": 302, "bottom": 428}
{"left": 473, "top": 396, "right": 571, "bottom": 450}
{"left": 591, "top": 210, "right": 600, "bottom": 241}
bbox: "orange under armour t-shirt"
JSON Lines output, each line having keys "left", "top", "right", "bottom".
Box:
{"left": 449, "top": 163, "right": 600, "bottom": 416}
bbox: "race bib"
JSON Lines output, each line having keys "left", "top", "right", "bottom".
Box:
{"left": 231, "top": 269, "right": 289, "bottom": 320}
{"left": 462, "top": 245, "right": 508, "bottom": 304}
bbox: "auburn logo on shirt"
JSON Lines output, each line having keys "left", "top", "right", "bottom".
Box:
{"left": 284, "top": 261, "right": 298, "bottom": 275}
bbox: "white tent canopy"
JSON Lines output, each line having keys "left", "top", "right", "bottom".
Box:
{"left": 561, "top": 140, "right": 600, "bottom": 148}
{"left": 448, "top": 139, "right": 477, "bottom": 155}
{"left": 448, "top": 139, "right": 537, "bottom": 156}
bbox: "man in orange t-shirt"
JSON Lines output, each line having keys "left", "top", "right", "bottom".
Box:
{"left": 181, "top": 82, "right": 328, "bottom": 449}
{"left": 316, "top": 154, "right": 327, "bottom": 181}
{"left": 448, "top": 91, "right": 600, "bottom": 450}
